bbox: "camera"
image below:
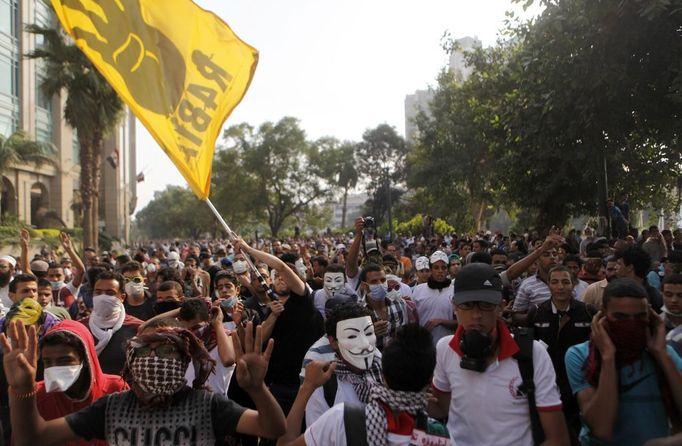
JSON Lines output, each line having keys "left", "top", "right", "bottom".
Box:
{"left": 362, "top": 216, "right": 375, "bottom": 228}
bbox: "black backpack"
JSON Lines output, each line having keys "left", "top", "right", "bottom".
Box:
{"left": 513, "top": 327, "right": 545, "bottom": 446}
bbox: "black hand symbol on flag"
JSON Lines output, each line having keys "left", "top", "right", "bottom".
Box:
{"left": 59, "top": 0, "right": 186, "bottom": 115}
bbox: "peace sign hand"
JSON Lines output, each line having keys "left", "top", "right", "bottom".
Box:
{"left": 0, "top": 321, "right": 38, "bottom": 393}
{"left": 230, "top": 321, "right": 273, "bottom": 392}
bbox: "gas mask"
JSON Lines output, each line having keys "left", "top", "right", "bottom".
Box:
{"left": 323, "top": 272, "right": 345, "bottom": 298}
{"left": 336, "top": 316, "right": 376, "bottom": 370}
{"left": 459, "top": 329, "right": 494, "bottom": 373}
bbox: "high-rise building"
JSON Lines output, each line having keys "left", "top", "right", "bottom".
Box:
{"left": 404, "top": 36, "right": 482, "bottom": 141}
{"left": 0, "top": 0, "right": 136, "bottom": 243}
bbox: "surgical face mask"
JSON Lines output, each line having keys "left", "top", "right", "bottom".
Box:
{"left": 50, "top": 281, "right": 64, "bottom": 291}
{"left": 92, "top": 294, "right": 123, "bottom": 322}
{"left": 125, "top": 281, "right": 145, "bottom": 298}
{"left": 294, "top": 258, "right": 307, "bottom": 279}
{"left": 233, "top": 260, "right": 248, "bottom": 275}
{"left": 368, "top": 282, "right": 388, "bottom": 301}
{"left": 323, "top": 272, "right": 345, "bottom": 298}
{"left": 336, "top": 316, "right": 376, "bottom": 370}
{"left": 386, "top": 289, "right": 401, "bottom": 302}
{"left": 63, "top": 268, "right": 72, "bottom": 279}
{"left": 44, "top": 363, "right": 83, "bottom": 393}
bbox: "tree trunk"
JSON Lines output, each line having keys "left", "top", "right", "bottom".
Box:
{"left": 341, "top": 187, "right": 349, "bottom": 228}
{"left": 90, "top": 132, "right": 104, "bottom": 250}
{"left": 79, "top": 135, "right": 95, "bottom": 249}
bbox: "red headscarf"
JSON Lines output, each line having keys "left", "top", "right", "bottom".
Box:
{"left": 34, "top": 320, "right": 129, "bottom": 446}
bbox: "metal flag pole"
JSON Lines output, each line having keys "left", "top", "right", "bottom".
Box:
{"left": 205, "top": 198, "right": 277, "bottom": 301}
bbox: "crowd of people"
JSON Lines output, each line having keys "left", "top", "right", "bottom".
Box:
{"left": 0, "top": 215, "right": 679, "bottom": 445}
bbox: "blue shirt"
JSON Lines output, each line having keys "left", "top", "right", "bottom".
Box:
{"left": 565, "top": 341, "right": 682, "bottom": 445}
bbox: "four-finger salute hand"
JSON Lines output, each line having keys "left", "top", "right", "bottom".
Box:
{"left": 231, "top": 322, "right": 273, "bottom": 392}
{"left": 0, "top": 321, "right": 38, "bottom": 393}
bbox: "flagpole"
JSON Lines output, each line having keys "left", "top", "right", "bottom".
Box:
{"left": 205, "top": 198, "right": 278, "bottom": 301}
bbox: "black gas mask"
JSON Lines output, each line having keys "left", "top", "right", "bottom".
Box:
{"left": 459, "top": 329, "right": 494, "bottom": 373}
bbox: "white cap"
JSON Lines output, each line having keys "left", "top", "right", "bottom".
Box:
{"left": 0, "top": 255, "right": 16, "bottom": 268}
{"left": 167, "top": 251, "right": 180, "bottom": 261}
{"left": 429, "top": 250, "right": 448, "bottom": 266}
{"left": 415, "top": 256, "right": 430, "bottom": 271}
{"left": 336, "top": 243, "right": 346, "bottom": 251}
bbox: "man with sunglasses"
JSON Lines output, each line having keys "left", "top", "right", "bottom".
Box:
{"left": 121, "top": 262, "right": 155, "bottom": 321}
{"left": 429, "top": 263, "right": 569, "bottom": 445}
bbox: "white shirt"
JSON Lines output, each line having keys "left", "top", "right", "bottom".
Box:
{"left": 185, "top": 323, "right": 235, "bottom": 395}
{"left": 312, "top": 284, "right": 357, "bottom": 318}
{"left": 411, "top": 282, "right": 455, "bottom": 345}
{"left": 432, "top": 333, "right": 562, "bottom": 446}
{"left": 305, "top": 379, "right": 361, "bottom": 426}
{"left": 304, "top": 403, "right": 411, "bottom": 446}
{"left": 0, "top": 284, "right": 11, "bottom": 316}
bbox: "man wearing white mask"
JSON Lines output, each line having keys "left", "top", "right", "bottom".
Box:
{"left": 0, "top": 255, "right": 16, "bottom": 314}
{"left": 360, "top": 264, "right": 408, "bottom": 350}
{"left": 33, "top": 320, "right": 128, "bottom": 446}
{"left": 312, "top": 264, "right": 358, "bottom": 319}
{"left": 120, "top": 262, "right": 155, "bottom": 321}
{"left": 81, "top": 271, "right": 143, "bottom": 374}
{"left": 304, "top": 302, "right": 382, "bottom": 425}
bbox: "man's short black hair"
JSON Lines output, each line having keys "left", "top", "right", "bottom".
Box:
{"left": 9, "top": 274, "right": 38, "bottom": 293}
{"left": 549, "top": 265, "right": 575, "bottom": 284}
{"left": 473, "top": 239, "right": 489, "bottom": 249}
{"left": 490, "top": 249, "right": 507, "bottom": 257}
{"left": 40, "top": 330, "right": 86, "bottom": 363}
{"left": 120, "top": 261, "right": 143, "bottom": 275}
{"left": 324, "top": 264, "right": 345, "bottom": 275}
{"left": 157, "top": 267, "right": 183, "bottom": 285}
{"left": 470, "top": 252, "right": 492, "bottom": 265}
{"left": 312, "top": 256, "right": 329, "bottom": 269}
{"left": 157, "top": 280, "right": 183, "bottom": 295}
{"left": 37, "top": 278, "right": 51, "bottom": 289}
{"left": 382, "top": 324, "right": 436, "bottom": 392}
{"left": 178, "top": 298, "right": 209, "bottom": 322}
{"left": 614, "top": 247, "right": 651, "bottom": 279}
{"left": 324, "top": 302, "right": 372, "bottom": 338}
{"left": 563, "top": 254, "right": 582, "bottom": 266}
{"left": 603, "top": 278, "right": 648, "bottom": 309}
{"left": 279, "top": 253, "right": 299, "bottom": 265}
{"left": 94, "top": 270, "right": 125, "bottom": 290}
{"left": 663, "top": 273, "right": 682, "bottom": 287}
{"left": 359, "top": 263, "right": 382, "bottom": 284}
{"left": 47, "top": 262, "right": 62, "bottom": 271}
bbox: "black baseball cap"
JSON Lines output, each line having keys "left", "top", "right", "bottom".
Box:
{"left": 453, "top": 263, "right": 503, "bottom": 305}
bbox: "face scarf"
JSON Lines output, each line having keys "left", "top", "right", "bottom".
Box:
{"left": 584, "top": 318, "right": 681, "bottom": 430}
{"left": 89, "top": 295, "right": 126, "bottom": 354}
{"left": 364, "top": 385, "right": 428, "bottom": 446}
{"left": 123, "top": 327, "right": 215, "bottom": 408}
{"left": 130, "top": 356, "right": 187, "bottom": 396}
{"left": 334, "top": 354, "right": 383, "bottom": 404}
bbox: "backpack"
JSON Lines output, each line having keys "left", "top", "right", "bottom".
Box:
{"left": 512, "top": 327, "right": 545, "bottom": 446}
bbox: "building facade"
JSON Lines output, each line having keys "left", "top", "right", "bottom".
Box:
{"left": 0, "top": 0, "right": 136, "bottom": 242}
{"left": 404, "top": 36, "right": 482, "bottom": 142}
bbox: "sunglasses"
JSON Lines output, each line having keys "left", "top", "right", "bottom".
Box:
{"left": 124, "top": 276, "right": 144, "bottom": 284}
{"left": 133, "top": 344, "right": 179, "bottom": 359}
{"left": 455, "top": 301, "right": 498, "bottom": 311}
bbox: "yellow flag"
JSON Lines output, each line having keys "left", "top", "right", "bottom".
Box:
{"left": 51, "top": 0, "right": 258, "bottom": 199}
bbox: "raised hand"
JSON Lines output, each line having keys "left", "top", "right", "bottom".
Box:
{"left": 303, "top": 361, "right": 336, "bottom": 389}
{"left": 19, "top": 229, "right": 29, "bottom": 250}
{"left": 0, "top": 321, "right": 38, "bottom": 393}
{"left": 59, "top": 231, "right": 72, "bottom": 251}
{"left": 231, "top": 322, "right": 273, "bottom": 391}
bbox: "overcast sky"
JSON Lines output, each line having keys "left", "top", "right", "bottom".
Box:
{"left": 134, "top": 0, "right": 541, "bottom": 213}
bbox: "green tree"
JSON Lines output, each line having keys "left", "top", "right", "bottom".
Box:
{"left": 26, "top": 24, "right": 124, "bottom": 249}
{"left": 0, "top": 131, "right": 55, "bottom": 221}
{"left": 311, "top": 137, "right": 359, "bottom": 228}
{"left": 135, "top": 185, "right": 213, "bottom": 239}
{"left": 222, "top": 117, "right": 331, "bottom": 237}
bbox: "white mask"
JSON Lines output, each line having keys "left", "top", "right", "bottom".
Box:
{"left": 92, "top": 294, "right": 123, "bottom": 325}
{"left": 336, "top": 316, "right": 376, "bottom": 370}
{"left": 44, "top": 363, "right": 83, "bottom": 393}
{"left": 124, "top": 281, "right": 145, "bottom": 298}
{"left": 323, "top": 272, "right": 345, "bottom": 298}
{"left": 294, "top": 258, "right": 307, "bottom": 279}
{"left": 386, "top": 289, "right": 401, "bottom": 302}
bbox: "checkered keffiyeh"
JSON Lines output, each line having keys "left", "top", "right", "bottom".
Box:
{"left": 130, "top": 356, "right": 187, "bottom": 396}
{"left": 334, "top": 354, "right": 383, "bottom": 403}
{"left": 364, "top": 385, "right": 427, "bottom": 446}
{"left": 367, "top": 297, "right": 408, "bottom": 349}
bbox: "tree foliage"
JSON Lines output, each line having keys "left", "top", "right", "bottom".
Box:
{"left": 135, "top": 186, "right": 213, "bottom": 239}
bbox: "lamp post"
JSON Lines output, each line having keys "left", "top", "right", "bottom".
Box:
{"left": 384, "top": 166, "right": 393, "bottom": 242}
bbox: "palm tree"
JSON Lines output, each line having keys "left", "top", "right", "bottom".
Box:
{"left": 26, "top": 24, "right": 124, "bottom": 250}
{"left": 0, "top": 131, "right": 55, "bottom": 222}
